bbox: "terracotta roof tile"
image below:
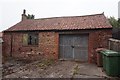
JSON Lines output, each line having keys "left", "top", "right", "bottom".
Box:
{"left": 5, "top": 13, "right": 112, "bottom": 31}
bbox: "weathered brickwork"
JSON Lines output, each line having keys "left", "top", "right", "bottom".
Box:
{"left": 3, "top": 32, "right": 59, "bottom": 61}
{"left": 39, "top": 32, "right": 59, "bottom": 59}
{"left": 2, "top": 33, "right": 11, "bottom": 57}
{"left": 3, "top": 29, "right": 112, "bottom": 63}
{"left": 88, "top": 29, "right": 112, "bottom": 63}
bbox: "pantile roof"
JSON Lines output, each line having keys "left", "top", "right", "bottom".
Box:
{"left": 4, "top": 13, "right": 112, "bottom": 31}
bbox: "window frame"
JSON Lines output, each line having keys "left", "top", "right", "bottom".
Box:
{"left": 22, "top": 32, "right": 39, "bottom": 46}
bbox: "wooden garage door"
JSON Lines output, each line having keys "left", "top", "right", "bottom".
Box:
{"left": 59, "top": 34, "right": 88, "bottom": 61}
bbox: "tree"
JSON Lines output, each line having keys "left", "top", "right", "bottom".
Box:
{"left": 108, "top": 17, "right": 118, "bottom": 27}
{"left": 27, "top": 14, "right": 35, "bottom": 19}
{"left": 118, "top": 18, "right": 120, "bottom": 27}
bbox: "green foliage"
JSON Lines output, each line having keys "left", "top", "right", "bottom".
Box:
{"left": 73, "top": 64, "right": 79, "bottom": 75}
{"left": 27, "top": 14, "right": 35, "bottom": 19}
{"left": 108, "top": 17, "right": 118, "bottom": 27}
{"left": 118, "top": 18, "right": 120, "bottom": 27}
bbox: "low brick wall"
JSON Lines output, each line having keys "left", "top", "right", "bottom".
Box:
{"left": 109, "top": 38, "right": 120, "bottom": 52}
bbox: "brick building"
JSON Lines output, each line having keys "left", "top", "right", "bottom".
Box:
{"left": 3, "top": 10, "right": 112, "bottom": 63}
{"left": 0, "top": 32, "right": 3, "bottom": 64}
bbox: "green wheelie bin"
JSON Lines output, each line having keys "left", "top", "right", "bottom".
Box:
{"left": 100, "top": 49, "right": 120, "bottom": 77}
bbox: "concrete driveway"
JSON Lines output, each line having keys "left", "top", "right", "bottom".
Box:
{"left": 3, "top": 60, "right": 108, "bottom": 78}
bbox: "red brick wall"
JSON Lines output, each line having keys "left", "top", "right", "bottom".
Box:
{"left": 88, "top": 29, "right": 112, "bottom": 63}
{"left": 3, "top": 29, "right": 112, "bottom": 63}
{"left": 2, "top": 33, "right": 12, "bottom": 57}
{"left": 39, "top": 32, "right": 59, "bottom": 59}
{"left": 3, "top": 32, "right": 59, "bottom": 60}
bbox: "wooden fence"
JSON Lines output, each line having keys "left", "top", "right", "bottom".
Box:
{"left": 109, "top": 38, "right": 120, "bottom": 52}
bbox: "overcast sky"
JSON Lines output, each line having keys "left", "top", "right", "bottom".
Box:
{"left": 0, "top": 0, "right": 119, "bottom": 32}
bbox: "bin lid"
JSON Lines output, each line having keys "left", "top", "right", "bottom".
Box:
{"left": 96, "top": 48, "right": 106, "bottom": 53}
{"left": 100, "top": 49, "right": 120, "bottom": 57}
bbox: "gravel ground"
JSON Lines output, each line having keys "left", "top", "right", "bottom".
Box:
{"left": 3, "top": 59, "right": 111, "bottom": 79}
